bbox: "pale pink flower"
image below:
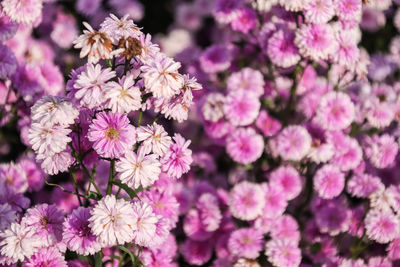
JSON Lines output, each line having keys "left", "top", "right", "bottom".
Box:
{"left": 161, "top": 134, "right": 192, "bottom": 179}
{"left": 227, "top": 68, "right": 265, "bottom": 97}
{"left": 364, "top": 134, "right": 398, "bottom": 169}
{"left": 131, "top": 201, "right": 158, "bottom": 247}
{"left": 273, "top": 125, "right": 312, "bottom": 161}
{"left": 201, "top": 93, "right": 226, "bottom": 122}
{"left": 365, "top": 210, "right": 400, "bottom": 244}
{"left": 305, "top": 0, "right": 335, "bottom": 23}
{"left": 226, "top": 127, "right": 264, "bottom": 165}
{"left": 99, "top": 14, "right": 142, "bottom": 44}
{"left": 314, "top": 164, "right": 345, "bottom": 199}
{"left": 228, "top": 228, "right": 263, "bottom": 259}
{"left": 136, "top": 123, "right": 172, "bottom": 157}
{"left": 265, "top": 239, "right": 302, "bottom": 267}
{"left": 229, "top": 181, "right": 265, "bottom": 221}
{"left": 223, "top": 91, "right": 260, "bottom": 126}
{"left": 269, "top": 166, "right": 302, "bottom": 201}
{"left": 1, "top": 0, "right": 42, "bottom": 24}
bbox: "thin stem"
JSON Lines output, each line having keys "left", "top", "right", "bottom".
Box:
{"left": 137, "top": 110, "right": 143, "bottom": 127}
{"left": 152, "top": 113, "right": 161, "bottom": 124}
{"left": 44, "top": 180, "right": 91, "bottom": 200}
{"left": 70, "top": 170, "right": 83, "bottom": 206}
{"left": 106, "top": 159, "right": 115, "bottom": 195}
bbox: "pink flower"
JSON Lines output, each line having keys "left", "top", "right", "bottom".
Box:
{"left": 265, "top": 239, "right": 302, "bottom": 267}
{"left": 273, "top": 125, "right": 312, "bottom": 161}
{"left": 89, "top": 195, "right": 136, "bottom": 247}
{"left": 37, "top": 149, "right": 74, "bottom": 175}
{"left": 223, "top": 91, "right": 260, "bottom": 126}
{"left": 62, "top": 207, "right": 101, "bottom": 256}
{"left": 363, "top": 134, "right": 398, "bottom": 169}
{"left": 116, "top": 148, "right": 161, "bottom": 189}
{"left": 335, "top": 0, "right": 362, "bottom": 21}
{"left": 196, "top": 193, "right": 222, "bottom": 232}
{"left": 0, "top": 44, "right": 17, "bottom": 79}
{"left": 23, "top": 247, "right": 67, "bottom": 267}
{"left": 315, "top": 199, "right": 350, "bottom": 236}
{"left": 269, "top": 166, "right": 303, "bottom": 201}
{"left": 255, "top": 111, "right": 282, "bottom": 137}
{"left": 316, "top": 91, "right": 355, "bottom": 130}
{"left": 226, "top": 127, "right": 264, "bottom": 164}
{"left": 180, "top": 239, "right": 213, "bottom": 265}
{"left": 314, "top": 164, "right": 345, "bottom": 199}
{"left": 99, "top": 14, "right": 141, "bottom": 44}
{"left": 183, "top": 209, "right": 213, "bottom": 241}
{"left": 262, "top": 183, "right": 288, "bottom": 217}
{"left": 104, "top": 74, "right": 142, "bottom": 114}
{"left": 87, "top": 111, "right": 136, "bottom": 158}
{"left": 329, "top": 133, "right": 362, "bottom": 171}
{"left": 72, "top": 63, "right": 116, "bottom": 109}
{"left": 131, "top": 201, "right": 158, "bottom": 247}
{"left": 388, "top": 238, "right": 400, "bottom": 259}
{"left": 161, "top": 133, "right": 192, "bottom": 179}
{"left": 136, "top": 123, "right": 172, "bottom": 157}
{"left": 1, "top": 0, "right": 42, "bottom": 24}
{"left": 347, "top": 173, "right": 384, "bottom": 198}
{"left": 304, "top": 0, "right": 335, "bottom": 23}
{"left": 267, "top": 28, "right": 300, "bottom": 68}
{"left": 22, "top": 204, "right": 64, "bottom": 248}
{"left": 0, "top": 162, "right": 28, "bottom": 194}
{"left": 229, "top": 181, "right": 265, "bottom": 221}
{"left": 201, "top": 93, "right": 226, "bottom": 122}
{"left": 270, "top": 215, "right": 300, "bottom": 244}
{"left": 365, "top": 210, "right": 400, "bottom": 244}
{"left": 230, "top": 8, "right": 257, "bottom": 34}
{"left": 278, "top": 0, "right": 310, "bottom": 11}
{"left": 227, "top": 68, "right": 265, "bottom": 97}
{"left": 332, "top": 30, "right": 360, "bottom": 67}
{"left": 199, "top": 45, "right": 232, "bottom": 74}
{"left": 228, "top": 228, "right": 263, "bottom": 259}
{"left": 141, "top": 53, "right": 184, "bottom": 99}
{"left": 295, "top": 23, "right": 336, "bottom": 60}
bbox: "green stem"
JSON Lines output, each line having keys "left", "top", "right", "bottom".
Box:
{"left": 137, "top": 110, "right": 143, "bottom": 127}
{"left": 70, "top": 170, "right": 83, "bottom": 206}
{"left": 106, "top": 159, "right": 115, "bottom": 195}
{"left": 94, "top": 251, "right": 103, "bottom": 267}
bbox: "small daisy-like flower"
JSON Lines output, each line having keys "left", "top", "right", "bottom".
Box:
{"left": 0, "top": 162, "right": 28, "bottom": 194}
{"left": 279, "top": 0, "right": 310, "bottom": 11}
{"left": 273, "top": 125, "right": 312, "bottom": 162}
{"left": 369, "top": 189, "right": 393, "bottom": 212}
{"left": 347, "top": 174, "right": 384, "bottom": 198}
{"left": 316, "top": 91, "right": 355, "bottom": 130}
{"left": 99, "top": 14, "right": 142, "bottom": 44}
{"left": 269, "top": 166, "right": 302, "bottom": 201}
{"left": 335, "top": 0, "right": 362, "bottom": 21}
{"left": 31, "top": 96, "right": 79, "bottom": 127}
{"left": 256, "top": 111, "right": 282, "bottom": 137}
{"left": 28, "top": 123, "right": 72, "bottom": 157}
{"left": 183, "top": 208, "right": 213, "bottom": 241}
{"left": 231, "top": 7, "right": 257, "bottom": 34}
{"left": 270, "top": 215, "right": 300, "bottom": 244}
{"left": 37, "top": 149, "right": 74, "bottom": 175}
{"left": 63, "top": 207, "right": 101, "bottom": 256}
{"left": 141, "top": 53, "right": 184, "bottom": 99}
{"left": 229, "top": 181, "right": 265, "bottom": 221}
{"left": 0, "top": 222, "right": 41, "bottom": 263}
{"left": 364, "top": 134, "right": 398, "bottom": 169}
{"left": 265, "top": 239, "right": 302, "bottom": 267}
{"left": 304, "top": 0, "right": 335, "bottom": 23}
{"left": 73, "top": 63, "right": 116, "bottom": 109}
{"left": 267, "top": 28, "right": 300, "bottom": 68}
{"left": 223, "top": 91, "right": 260, "bottom": 126}
{"left": 330, "top": 135, "right": 362, "bottom": 171}
{"left": 104, "top": 74, "right": 142, "bottom": 113}
{"left": 199, "top": 45, "right": 232, "bottom": 74}
{"left": 295, "top": 23, "right": 336, "bottom": 61}
{"left": 315, "top": 201, "right": 350, "bottom": 235}
{"left": 196, "top": 193, "right": 222, "bottom": 232}
{"left": 0, "top": 44, "right": 17, "bottom": 79}
{"left": 262, "top": 183, "right": 288, "bottom": 217}
{"left": 1, "top": 0, "right": 42, "bottom": 24}
{"left": 365, "top": 99, "right": 394, "bottom": 129}
{"left": 116, "top": 148, "right": 161, "bottom": 189}
{"left": 136, "top": 123, "right": 172, "bottom": 157}
{"left": 73, "top": 22, "right": 115, "bottom": 64}
{"left": 131, "top": 201, "right": 159, "bottom": 247}
{"left": 161, "top": 133, "right": 192, "bottom": 179}
{"left": 365, "top": 210, "right": 400, "bottom": 244}
{"left": 226, "top": 127, "right": 264, "bottom": 165}
{"left": 227, "top": 68, "right": 265, "bottom": 97}
{"left": 22, "top": 204, "right": 64, "bottom": 248}
{"left": 228, "top": 228, "right": 263, "bottom": 259}
{"left": 180, "top": 239, "right": 213, "bottom": 266}
{"left": 87, "top": 111, "right": 136, "bottom": 158}
{"left": 332, "top": 30, "right": 360, "bottom": 67}
{"left": 24, "top": 247, "right": 67, "bottom": 267}
{"left": 89, "top": 195, "right": 135, "bottom": 247}
{"left": 138, "top": 34, "right": 160, "bottom": 63}
{"left": 314, "top": 164, "right": 345, "bottom": 199}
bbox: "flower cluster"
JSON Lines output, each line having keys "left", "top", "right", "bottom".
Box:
{"left": 150, "top": 0, "right": 400, "bottom": 266}
{"left": 0, "top": 13, "right": 200, "bottom": 266}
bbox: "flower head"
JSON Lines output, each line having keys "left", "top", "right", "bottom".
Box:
{"left": 161, "top": 134, "right": 192, "bottom": 179}
{"left": 226, "top": 127, "right": 264, "bottom": 165}
{"left": 229, "top": 181, "right": 265, "bottom": 221}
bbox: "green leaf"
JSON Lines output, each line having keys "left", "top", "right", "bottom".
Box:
{"left": 118, "top": 246, "right": 135, "bottom": 264}
{"left": 112, "top": 180, "right": 143, "bottom": 200}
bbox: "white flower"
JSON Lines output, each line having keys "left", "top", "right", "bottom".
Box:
{"left": 0, "top": 222, "right": 41, "bottom": 263}
{"left": 89, "top": 195, "right": 135, "bottom": 247}
{"left": 136, "top": 123, "right": 172, "bottom": 157}
{"left": 131, "top": 202, "right": 158, "bottom": 247}
{"left": 115, "top": 148, "right": 161, "bottom": 189}
{"left": 31, "top": 96, "right": 79, "bottom": 127}
{"left": 99, "top": 14, "right": 142, "bottom": 44}
{"left": 104, "top": 74, "right": 142, "bottom": 113}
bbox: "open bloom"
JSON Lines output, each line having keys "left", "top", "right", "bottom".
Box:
{"left": 228, "top": 228, "right": 263, "bottom": 259}
{"left": 226, "top": 127, "right": 264, "bottom": 164}
{"left": 116, "top": 148, "right": 161, "bottom": 189}
{"left": 89, "top": 195, "right": 135, "bottom": 247}
{"left": 99, "top": 14, "right": 142, "bottom": 44}
{"left": 314, "top": 164, "right": 345, "bottom": 199}
{"left": 265, "top": 239, "right": 302, "bottom": 267}
{"left": 131, "top": 201, "right": 159, "bottom": 247}
{"left": 365, "top": 210, "right": 400, "bottom": 244}
{"left": 141, "top": 53, "right": 184, "bottom": 99}
{"left": 273, "top": 125, "right": 312, "bottom": 162}
{"left": 87, "top": 112, "right": 136, "bottom": 158}
{"left": 161, "top": 134, "right": 192, "bottom": 179}
{"left": 229, "top": 181, "right": 265, "bottom": 221}
{"left": 1, "top": 0, "right": 42, "bottom": 24}
{"left": 223, "top": 91, "right": 260, "bottom": 126}
{"left": 73, "top": 22, "right": 115, "bottom": 64}
{"left": 24, "top": 247, "right": 67, "bottom": 267}
{"left": 136, "top": 123, "right": 172, "bottom": 157}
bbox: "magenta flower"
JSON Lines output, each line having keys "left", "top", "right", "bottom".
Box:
{"left": 265, "top": 239, "right": 302, "bottom": 267}
{"left": 314, "top": 164, "right": 345, "bottom": 199}
{"left": 267, "top": 28, "right": 300, "bottom": 68}
{"left": 223, "top": 91, "right": 260, "bottom": 126}
{"left": 0, "top": 13, "right": 18, "bottom": 42}
{"left": 87, "top": 111, "right": 136, "bottom": 159}
{"left": 226, "top": 127, "right": 264, "bottom": 164}
{"left": 229, "top": 181, "right": 265, "bottom": 221}
{"left": 228, "top": 228, "right": 263, "bottom": 259}
{"left": 270, "top": 166, "right": 302, "bottom": 201}
{"left": 270, "top": 215, "right": 300, "bottom": 244}
{"left": 256, "top": 110, "right": 282, "bottom": 137}
{"left": 24, "top": 247, "right": 67, "bottom": 267}
{"left": 180, "top": 239, "right": 213, "bottom": 265}
{"left": 227, "top": 68, "right": 265, "bottom": 97}
{"left": 365, "top": 210, "right": 400, "bottom": 244}
{"left": 161, "top": 133, "right": 192, "bottom": 179}
{"left": 262, "top": 183, "right": 288, "bottom": 217}
{"left": 363, "top": 134, "right": 398, "bottom": 169}
{"left": 199, "top": 45, "right": 232, "bottom": 74}
{"left": 63, "top": 207, "right": 101, "bottom": 256}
